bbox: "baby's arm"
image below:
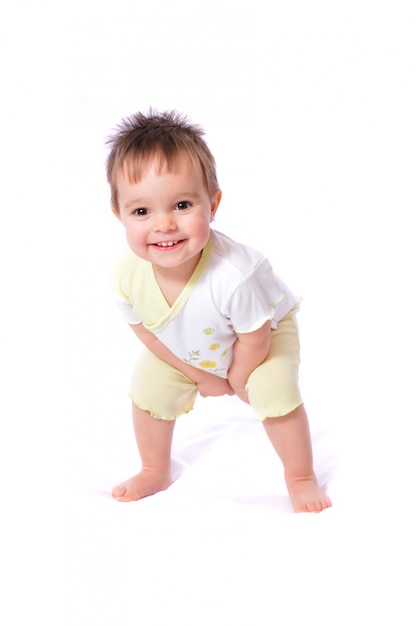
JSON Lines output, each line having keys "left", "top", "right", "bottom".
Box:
{"left": 129, "top": 323, "right": 234, "bottom": 398}
{"left": 227, "top": 320, "right": 272, "bottom": 403}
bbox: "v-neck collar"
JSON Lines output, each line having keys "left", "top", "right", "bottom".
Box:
{"left": 144, "top": 236, "right": 212, "bottom": 332}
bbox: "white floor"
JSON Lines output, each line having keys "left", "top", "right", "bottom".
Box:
{"left": 1, "top": 2, "right": 415, "bottom": 624}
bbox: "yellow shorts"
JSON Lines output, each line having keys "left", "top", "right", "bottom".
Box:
{"left": 128, "top": 308, "right": 303, "bottom": 421}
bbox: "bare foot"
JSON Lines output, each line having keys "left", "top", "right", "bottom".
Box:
{"left": 286, "top": 477, "right": 332, "bottom": 513}
{"left": 112, "top": 470, "right": 172, "bottom": 502}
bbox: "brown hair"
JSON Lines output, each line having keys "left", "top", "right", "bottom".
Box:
{"left": 106, "top": 109, "right": 220, "bottom": 213}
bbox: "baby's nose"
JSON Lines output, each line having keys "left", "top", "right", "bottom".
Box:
{"left": 155, "top": 214, "right": 177, "bottom": 231}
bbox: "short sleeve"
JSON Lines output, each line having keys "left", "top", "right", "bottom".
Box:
{"left": 112, "top": 294, "right": 141, "bottom": 325}
{"left": 226, "top": 257, "right": 293, "bottom": 333}
{"left": 108, "top": 253, "right": 143, "bottom": 325}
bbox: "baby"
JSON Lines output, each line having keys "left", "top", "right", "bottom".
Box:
{"left": 106, "top": 109, "right": 331, "bottom": 513}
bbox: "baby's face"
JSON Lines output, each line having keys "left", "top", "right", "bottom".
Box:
{"left": 115, "top": 155, "right": 221, "bottom": 280}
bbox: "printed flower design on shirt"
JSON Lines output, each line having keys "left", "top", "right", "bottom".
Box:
{"left": 182, "top": 327, "right": 226, "bottom": 374}
{"left": 183, "top": 350, "right": 201, "bottom": 364}
{"left": 199, "top": 360, "right": 217, "bottom": 369}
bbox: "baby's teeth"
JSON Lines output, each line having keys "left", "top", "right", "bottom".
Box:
{"left": 158, "top": 241, "right": 178, "bottom": 247}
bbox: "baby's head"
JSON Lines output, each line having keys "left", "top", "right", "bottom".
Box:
{"left": 106, "top": 109, "right": 219, "bottom": 215}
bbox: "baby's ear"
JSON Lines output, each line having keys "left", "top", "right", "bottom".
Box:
{"left": 210, "top": 189, "right": 222, "bottom": 221}
{"left": 111, "top": 206, "right": 121, "bottom": 219}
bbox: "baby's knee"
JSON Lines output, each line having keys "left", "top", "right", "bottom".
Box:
{"left": 246, "top": 364, "right": 302, "bottom": 420}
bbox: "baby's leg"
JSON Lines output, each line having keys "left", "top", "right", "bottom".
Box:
{"left": 113, "top": 350, "right": 198, "bottom": 502}
{"left": 262, "top": 404, "right": 331, "bottom": 513}
{"left": 112, "top": 402, "right": 175, "bottom": 502}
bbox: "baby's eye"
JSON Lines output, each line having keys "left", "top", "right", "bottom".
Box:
{"left": 133, "top": 208, "right": 149, "bottom": 216}
{"left": 175, "top": 201, "right": 191, "bottom": 211}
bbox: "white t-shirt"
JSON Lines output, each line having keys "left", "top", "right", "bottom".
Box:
{"left": 110, "top": 229, "right": 299, "bottom": 378}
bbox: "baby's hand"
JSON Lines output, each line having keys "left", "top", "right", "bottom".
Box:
{"left": 233, "top": 388, "right": 250, "bottom": 404}
{"left": 197, "top": 376, "right": 235, "bottom": 398}
{"left": 227, "top": 374, "right": 250, "bottom": 404}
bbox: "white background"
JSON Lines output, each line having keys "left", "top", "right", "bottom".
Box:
{"left": 1, "top": 1, "right": 415, "bottom": 624}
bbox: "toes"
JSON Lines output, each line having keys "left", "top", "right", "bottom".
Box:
{"left": 112, "top": 484, "right": 127, "bottom": 499}
{"left": 294, "top": 496, "right": 332, "bottom": 513}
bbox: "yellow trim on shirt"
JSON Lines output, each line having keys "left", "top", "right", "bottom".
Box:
{"left": 145, "top": 236, "right": 212, "bottom": 332}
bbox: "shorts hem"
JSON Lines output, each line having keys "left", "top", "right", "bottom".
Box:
{"left": 256, "top": 400, "right": 304, "bottom": 422}
{"left": 128, "top": 393, "right": 194, "bottom": 421}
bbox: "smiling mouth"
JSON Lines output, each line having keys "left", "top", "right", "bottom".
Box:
{"left": 153, "top": 240, "right": 181, "bottom": 248}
